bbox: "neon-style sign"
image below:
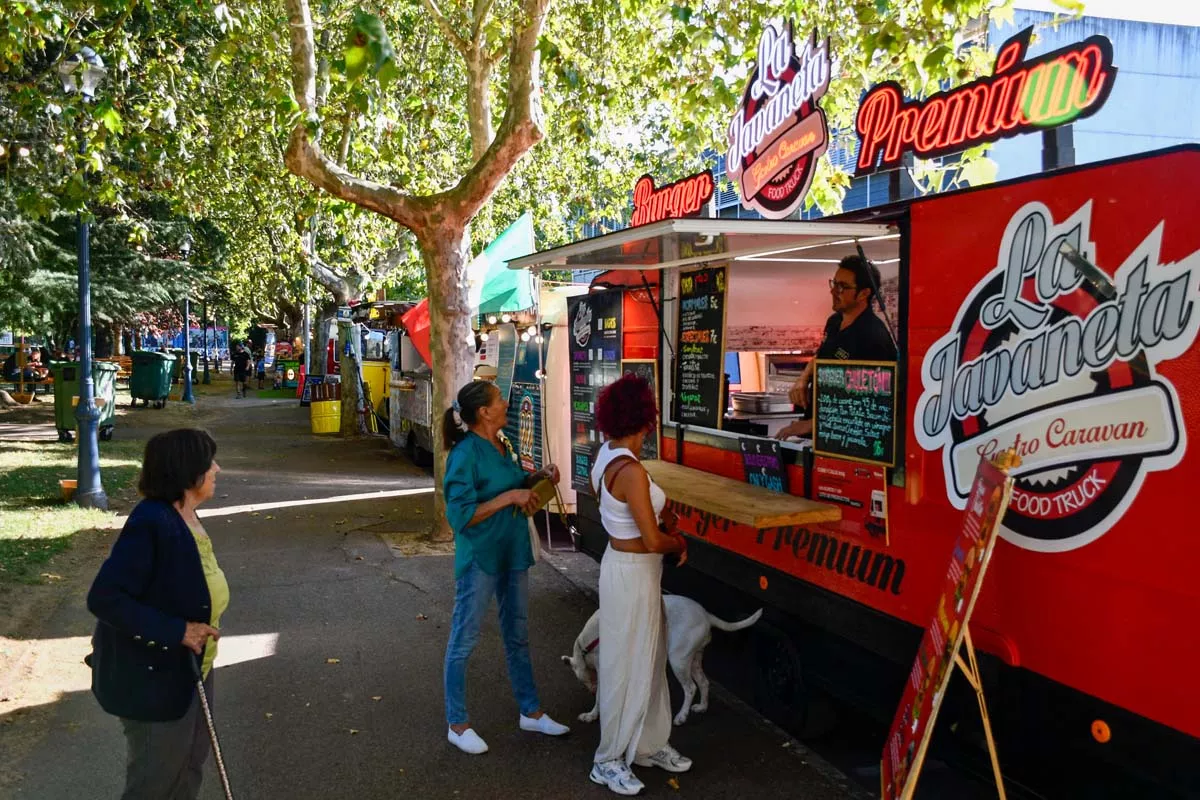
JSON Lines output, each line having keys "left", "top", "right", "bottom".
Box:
{"left": 854, "top": 28, "right": 1117, "bottom": 176}
{"left": 727, "top": 22, "right": 830, "bottom": 220}
{"left": 630, "top": 170, "right": 715, "bottom": 227}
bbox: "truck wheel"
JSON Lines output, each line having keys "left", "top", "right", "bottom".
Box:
{"left": 415, "top": 446, "right": 434, "bottom": 468}
{"left": 752, "top": 624, "right": 838, "bottom": 740}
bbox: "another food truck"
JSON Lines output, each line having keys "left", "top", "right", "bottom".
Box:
{"left": 509, "top": 144, "right": 1200, "bottom": 797}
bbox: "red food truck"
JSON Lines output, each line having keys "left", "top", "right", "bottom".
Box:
{"left": 511, "top": 145, "right": 1200, "bottom": 797}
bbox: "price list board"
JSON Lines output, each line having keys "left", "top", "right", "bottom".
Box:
{"left": 674, "top": 265, "right": 726, "bottom": 430}
{"left": 621, "top": 359, "right": 659, "bottom": 460}
{"left": 568, "top": 291, "right": 624, "bottom": 493}
{"left": 812, "top": 359, "right": 897, "bottom": 467}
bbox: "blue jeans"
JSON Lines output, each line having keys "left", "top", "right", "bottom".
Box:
{"left": 444, "top": 562, "right": 540, "bottom": 726}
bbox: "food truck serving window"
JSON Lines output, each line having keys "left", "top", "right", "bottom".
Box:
{"left": 660, "top": 227, "right": 905, "bottom": 472}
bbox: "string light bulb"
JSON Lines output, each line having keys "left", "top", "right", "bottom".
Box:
{"left": 521, "top": 332, "right": 531, "bottom": 342}
{"left": 527, "top": 326, "right": 537, "bottom": 336}
{"left": 501, "top": 314, "right": 512, "bottom": 323}
{"left": 17, "top": 146, "right": 30, "bottom": 158}
{"left": 480, "top": 331, "right": 489, "bottom": 342}
{"left": 54, "top": 143, "right": 65, "bottom": 154}
{"left": 0, "top": 143, "right": 7, "bottom": 156}
{"left": 487, "top": 315, "right": 498, "bottom": 325}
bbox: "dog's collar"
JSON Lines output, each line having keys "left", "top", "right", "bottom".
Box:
{"left": 583, "top": 638, "right": 599, "bottom": 655}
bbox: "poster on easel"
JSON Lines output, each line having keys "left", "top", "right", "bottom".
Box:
{"left": 881, "top": 451, "right": 1019, "bottom": 800}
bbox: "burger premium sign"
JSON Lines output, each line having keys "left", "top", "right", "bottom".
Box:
{"left": 727, "top": 22, "right": 830, "bottom": 220}
{"left": 915, "top": 201, "right": 1200, "bottom": 552}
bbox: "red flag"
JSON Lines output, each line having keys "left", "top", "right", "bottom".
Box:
{"left": 400, "top": 299, "right": 433, "bottom": 368}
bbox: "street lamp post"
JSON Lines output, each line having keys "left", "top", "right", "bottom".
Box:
{"left": 59, "top": 47, "right": 107, "bottom": 510}
{"left": 180, "top": 236, "right": 195, "bottom": 404}
{"left": 202, "top": 298, "right": 211, "bottom": 384}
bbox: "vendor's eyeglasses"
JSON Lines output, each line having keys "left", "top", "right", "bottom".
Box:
{"left": 829, "top": 280, "right": 858, "bottom": 293}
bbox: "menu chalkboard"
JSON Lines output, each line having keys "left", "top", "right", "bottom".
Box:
{"left": 675, "top": 266, "right": 726, "bottom": 430}
{"left": 621, "top": 359, "right": 659, "bottom": 460}
{"left": 812, "top": 359, "right": 897, "bottom": 467}
{"left": 568, "top": 291, "right": 623, "bottom": 493}
{"left": 738, "top": 437, "right": 785, "bottom": 493}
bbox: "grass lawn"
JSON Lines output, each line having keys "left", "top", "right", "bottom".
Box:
{"left": 0, "top": 439, "right": 143, "bottom": 585}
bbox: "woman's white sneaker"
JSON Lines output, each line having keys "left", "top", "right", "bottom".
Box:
{"left": 633, "top": 744, "right": 692, "bottom": 773}
{"left": 519, "top": 713, "right": 570, "bottom": 736}
{"left": 589, "top": 760, "right": 644, "bottom": 796}
{"left": 447, "top": 726, "right": 488, "bottom": 754}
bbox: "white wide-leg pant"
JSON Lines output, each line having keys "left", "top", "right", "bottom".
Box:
{"left": 594, "top": 547, "right": 671, "bottom": 765}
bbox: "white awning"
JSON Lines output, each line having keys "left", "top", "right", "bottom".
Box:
{"left": 507, "top": 218, "right": 897, "bottom": 273}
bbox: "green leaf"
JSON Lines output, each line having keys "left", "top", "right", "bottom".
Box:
{"left": 347, "top": 11, "right": 397, "bottom": 87}
{"left": 95, "top": 100, "right": 124, "bottom": 135}
{"left": 923, "top": 45, "right": 952, "bottom": 71}
{"left": 958, "top": 156, "right": 998, "bottom": 187}
{"left": 345, "top": 45, "right": 368, "bottom": 81}
{"left": 875, "top": 0, "right": 889, "bottom": 14}
{"left": 991, "top": 1, "right": 1016, "bottom": 27}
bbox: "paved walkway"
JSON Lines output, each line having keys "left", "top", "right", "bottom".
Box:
{"left": 0, "top": 382, "right": 863, "bottom": 799}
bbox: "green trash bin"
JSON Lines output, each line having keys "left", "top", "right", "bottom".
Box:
{"left": 50, "top": 361, "right": 119, "bottom": 443}
{"left": 169, "top": 349, "right": 200, "bottom": 384}
{"left": 130, "top": 351, "right": 175, "bottom": 408}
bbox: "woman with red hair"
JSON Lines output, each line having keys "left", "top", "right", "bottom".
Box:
{"left": 588, "top": 374, "right": 691, "bottom": 796}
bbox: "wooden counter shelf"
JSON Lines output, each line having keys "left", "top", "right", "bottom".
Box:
{"left": 643, "top": 460, "right": 842, "bottom": 529}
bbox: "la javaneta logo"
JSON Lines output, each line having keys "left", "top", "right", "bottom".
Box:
{"left": 915, "top": 201, "right": 1200, "bottom": 552}
{"left": 572, "top": 300, "right": 593, "bottom": 350}
{"left": 726, "top": 21, "right": 830, "bottom": 220}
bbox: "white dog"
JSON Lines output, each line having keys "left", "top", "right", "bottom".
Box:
{"left": 562, "top": 594, "right": 762, "bottom": 726}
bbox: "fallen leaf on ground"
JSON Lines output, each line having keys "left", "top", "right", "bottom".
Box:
{"left": 40, "top": 573, "right": 63, "bottom": 581}
{"left": 667, "top": 777, "right": 680, "bottom": 790}
{"left": 372, "top": 696, "right": 383, "bottom": 702}
{"left": 348, "top": 728, "right": 359, "bottom": 735}
{"left": 335, "top": 519, "right": 347, "bottom": 525}
{"left": 781, "top": 741, "right": 792, "bottom": 748}
{"left": 220, "top": 494, "right": 229, "bottom": 498}
{"left": 416, "top": 614, "right": 427, "bottom": 621}
{"left": 250, "top": 512, "right": 260, "bottom": 517}
{"left": 326, "top": 658, "right": 341, "bottom": 664}
{"left": 265, "top": 515, "right": 275, "bottom": 520}
{"left": 265, "top": 713, "right": 273, "bottom": 720}
{"left": 354, "top": 555, "right": 364, "bottom": 561}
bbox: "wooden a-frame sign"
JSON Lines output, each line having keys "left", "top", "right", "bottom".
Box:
{"left": 880, "top": 450, "right": 1020, "bottom": 800}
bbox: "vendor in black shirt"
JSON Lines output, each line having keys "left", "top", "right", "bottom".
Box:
{"left": 775, "top": 254, "right": 896, "bottom": 440}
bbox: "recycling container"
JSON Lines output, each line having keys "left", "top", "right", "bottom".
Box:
{"left": 130, "top": 351, "right": 175, "bottom": 408}
{"left": 51, "top": 361, "right": 118, "bottom": 442}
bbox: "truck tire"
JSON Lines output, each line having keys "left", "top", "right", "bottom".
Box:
{"left": 752, "top": 623, "right": 838, "bottom": 740}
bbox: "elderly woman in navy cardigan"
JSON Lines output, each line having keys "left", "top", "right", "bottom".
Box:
{"left": 87, "top": 429, "right": 227, "bottom": 800}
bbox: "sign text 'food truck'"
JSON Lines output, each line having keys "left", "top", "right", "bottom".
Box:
{"left": 855, "top": 27, "right": 1117, "bottom": 174}
{"left": 727, "top": 21, "right": 830, "bottom": 219}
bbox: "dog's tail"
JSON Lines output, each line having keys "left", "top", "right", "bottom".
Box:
{"left": 707, "top": 608, "right": 763, "bottom": 632}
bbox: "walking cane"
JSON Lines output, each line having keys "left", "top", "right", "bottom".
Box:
{"left": 190, "top": 654, "right": 235, "bottom": 800}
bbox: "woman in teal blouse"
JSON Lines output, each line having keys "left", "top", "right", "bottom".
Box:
{"left": 442, "top": 379, "right": 571, "bottom": 755}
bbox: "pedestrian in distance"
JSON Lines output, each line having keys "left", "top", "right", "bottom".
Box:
{"left": 86, "top": 428, "right": 228, "bottom": 800}
{"left": 254, "top": 351, "right": 266, "bottom": 390}
{"left": 588, "top": 374, "right": 691, "bottom": 796}
{"left": 232, "top": 344, "right": 252, "bottom": 398}
{"left": 442, "top": 379, "right": 571, "bottom": 755}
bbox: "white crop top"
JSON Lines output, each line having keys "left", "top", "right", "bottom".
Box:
{"left": 591, "top": 443, "right": 667, "bottom": 540}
